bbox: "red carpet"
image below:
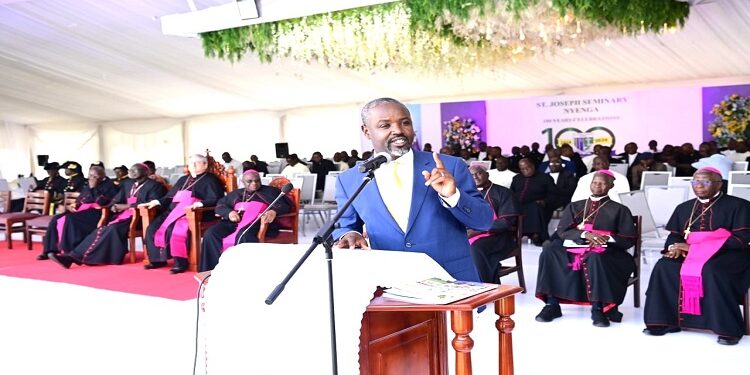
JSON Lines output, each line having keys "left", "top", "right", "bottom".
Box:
{"left": 0, "top": 240, "right": 198, "bottom": 301}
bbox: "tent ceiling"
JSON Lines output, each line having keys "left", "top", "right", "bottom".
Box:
{"left": 1, "top": 0, "right": 749, "bottom": 125}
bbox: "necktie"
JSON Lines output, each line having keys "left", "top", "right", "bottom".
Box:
{"left": 393, "top": 160, "right": 403, "bottom": 190}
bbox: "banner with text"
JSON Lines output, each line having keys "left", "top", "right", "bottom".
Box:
{"left": 483, "top": 87, "right": 703, "bottom": 154}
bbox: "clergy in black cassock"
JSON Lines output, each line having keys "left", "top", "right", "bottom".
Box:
{"left": 38, "top": 166, "right": 118, "bottom": 260}
{"left": 535, "top": 170, "right": 636, "bottom": 328}
{"left": 467, "top": 165, "right": 519, "bottom": 283}
{"left": 143, "top": 155, "right": 225, "bottom": 274}
{"left": 61, "top": 161, "right": 86, "bottom": 193}
{"left": 643, "top": 167, "right": 750, "bottom": 345}
{"left": 510, "top": 158, "right": 556, "bottom": 246}
{"left": 199, "top": 171, "right": 292, "bottom": 272}
{"left": 34, "top": 162, "right": 67, "bottom": 196}
{"left": 49, "top": 164, "right": 167, "bottom": 268}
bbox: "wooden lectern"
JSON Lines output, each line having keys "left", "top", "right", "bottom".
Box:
{"left": 196, "top": 245, "right": 519, "bottom": 374}
{"left": 360, "top": 285, "right": 522, "bottom": 375}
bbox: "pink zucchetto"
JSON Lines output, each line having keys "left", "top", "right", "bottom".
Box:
{"left": 595, "top": 169, "right": 616, "bottom": 180}
{"left": 695, "top": 166, "right": 722, "bottom": 177}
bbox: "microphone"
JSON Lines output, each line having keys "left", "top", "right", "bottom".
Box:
{"left": 234, "top": 182, "right": 293, "bottom": 245}
{"left": 358, "top": 152, "right": 392, "bottom": 173}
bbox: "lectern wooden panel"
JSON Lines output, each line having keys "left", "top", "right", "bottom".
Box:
{"left": 361, "top": 285, "right": 522, "bottom": 375}
{"left": 359, "top": 310, "right": 448, "bottom": 375}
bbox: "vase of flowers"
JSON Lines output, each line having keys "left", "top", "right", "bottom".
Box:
{"left": 443, "top": 116, "right": 482, "bottom": 153}
{"left": 707, "top": 94, "right": 750, "bottom": 146}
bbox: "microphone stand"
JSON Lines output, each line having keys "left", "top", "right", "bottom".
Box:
{"left": 266, "top": 170, "right": 376, "bottom": 375}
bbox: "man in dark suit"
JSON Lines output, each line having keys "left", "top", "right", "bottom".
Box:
{"left": 546, "top": 155, "right": 577, "bottom": 223}
{"left": 334, "top": 98, "right": 493, "bottom": 281}
{"left": 617, "top": 142, "right": 646, "bottom": 190}
{"left": 309, "top": 151, "right": 335, "bottom": 191}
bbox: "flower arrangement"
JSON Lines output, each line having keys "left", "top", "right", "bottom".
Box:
{"left": 707, "top": 94, "right": 750, "bottom": 145}
{"left": 200, "top": 1, "right": 689, "bottom": 73}
{"left": 443, "top": 116, "right": 481, "bottom": 152}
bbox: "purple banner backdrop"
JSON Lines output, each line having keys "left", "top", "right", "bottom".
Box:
{"left": 702, "top": 84, "right": 750, "bottom": 141}
{"left": 440, "top": 101, "right": 487, "bottom": 148}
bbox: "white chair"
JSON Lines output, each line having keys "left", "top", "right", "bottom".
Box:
{"left": 645, "top": 186, "right": 689, "bottom": 228}
{"left": 730, "top": 186, "right": 750, "bottom": 202}
{"left": 668, "top": 177, "right": 697, "bottom": 200}
{"left": 619, "top": 190, "right": 666, "bottom": 263}
{"left": 265, "top": 173, "right": 283, "bottom": 180}
{"left": 619, "top": 190, "right": 660, "bottom": 238}
{"left": 294, "top": 174, "right": 318, "bottom": 205}
{"left": 0, "top": 179, "right": 10, "bottom": 192}
{"left": 261, "top": 176, "right": 273, "bottom": 186}
{"left": 303, "top": 174, "right": 339, "bottom": 226}
{"left": 327, "top": 171, "right": 342, "bottom": 177}
{"left": 732, "top": 161, "right": 748, "bottom": 171}
{"left": 267, "top": 161, "right": 282, "bottom": 174}
{"left": 640, "top": 171, "right": 671, "bottom": 191}
{"left": 609, "top": 163, "right": 628, "bottom": 176}
{"left": 662, "top": 163, "right": 676, "bottom": 176}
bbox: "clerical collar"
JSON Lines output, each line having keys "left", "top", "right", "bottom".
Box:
{"left": 697, "top": 191, "right": 721, "bottom": 204}
{"left": 589, "top": 195, "right": 608, "bottom": 202}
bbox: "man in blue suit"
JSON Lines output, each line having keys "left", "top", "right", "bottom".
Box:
{"left": 333, "top": 98, "right": 494, "bottom": 281}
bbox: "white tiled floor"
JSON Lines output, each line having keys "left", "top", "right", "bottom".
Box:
{"left": 0, "top": 219, "right": 747, "bottom": 375}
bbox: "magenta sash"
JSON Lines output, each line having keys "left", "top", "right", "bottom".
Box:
{"left": 56, "top": 203, "right": 98, "bottom": 250}
{"left": 468, "top": 210, "right": 499, "bottom": 245}
{"left": 680, "top": 228, "right": 730, "bottom": 315}
{"left": 108, "top": 197, "right": 138, "bottom": 226}
{"left": 221, "top": 201, "right": 268, "bottom": 251}
{"left": 566, "top": 224, "right": 611, "bottom": 271}
{"left": 154, "top": 190, "right": 199, "bottom": 258}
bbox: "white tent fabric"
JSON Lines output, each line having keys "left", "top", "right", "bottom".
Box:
{"left": 28, "top": 123, "right": 99, "bottom": 175}
{"left": 1, "top": 0, "right": 749, "bottom": 126}
{"left": 1, "top": 0, "right": 750, "bottom": 176}
{"left": 101, "top": 119, "right": 185, "bottom": 168}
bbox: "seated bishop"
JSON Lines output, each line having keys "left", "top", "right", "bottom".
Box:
{"left": 198, "top": 171, "right": 292, "bottom": 272}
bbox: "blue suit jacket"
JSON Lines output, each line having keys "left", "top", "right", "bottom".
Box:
{"left": 332, "top": 151, "right": 494, "bottom": 281}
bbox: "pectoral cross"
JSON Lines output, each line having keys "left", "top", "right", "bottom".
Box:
{"left": 683, "top": 227, "right": 691, "bottom": 240}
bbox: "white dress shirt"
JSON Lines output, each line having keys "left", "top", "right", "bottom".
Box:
{"left": 374, "top": 151, "right": 415, "bottom": 232}
{"left": 487, "top": 169, "right": 516, "bottom": 189}
{"left": 571, "top": 170, "right": 630, "bottom": 203}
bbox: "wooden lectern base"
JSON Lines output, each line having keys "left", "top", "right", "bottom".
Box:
{"left": 360, "top": 285, "right": 522, "bottom": 375}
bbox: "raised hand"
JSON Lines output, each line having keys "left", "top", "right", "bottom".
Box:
{"left": 422, "top": 152, "right": 457, "bottom": 198}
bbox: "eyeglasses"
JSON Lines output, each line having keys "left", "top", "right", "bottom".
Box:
{"left": 690, "top": 180, "right": 719, "bottom": 187}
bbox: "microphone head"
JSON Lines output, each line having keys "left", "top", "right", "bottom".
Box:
{"left": 373, "top": 152, "right": 392, "bottom": 163}
{"left": 281, "top": 183, "right": 294, "bottom": 193}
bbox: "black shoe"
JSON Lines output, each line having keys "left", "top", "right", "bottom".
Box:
{"left": 535, "top": 304, "right": 562, "bottom": 322}
{"left": 144, "top": 261, "right": 166, "bottom": 270}
{"left": 36, "top": 253, "right": 49, "bottom": 260}
{"left": 642, "top": 326, "right": 681, "bottom": 336}
{"left": 48, "top": 253, "right": 72, "bottom": 269}
{"left": 591, "top": 308, "right": 610, "bottom": 327}
{"left": 605, "top": 306, "right": 623, "bottom": 323}
{"left": 169, "top": 257, "right": 188, "bottom": 274}
{"left": 717, "top": 336, "right": 740, "bottom": 346}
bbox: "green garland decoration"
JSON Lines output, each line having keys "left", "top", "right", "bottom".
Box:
{"left": 200, "top": 0, "right": 690, "bottom": 64}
